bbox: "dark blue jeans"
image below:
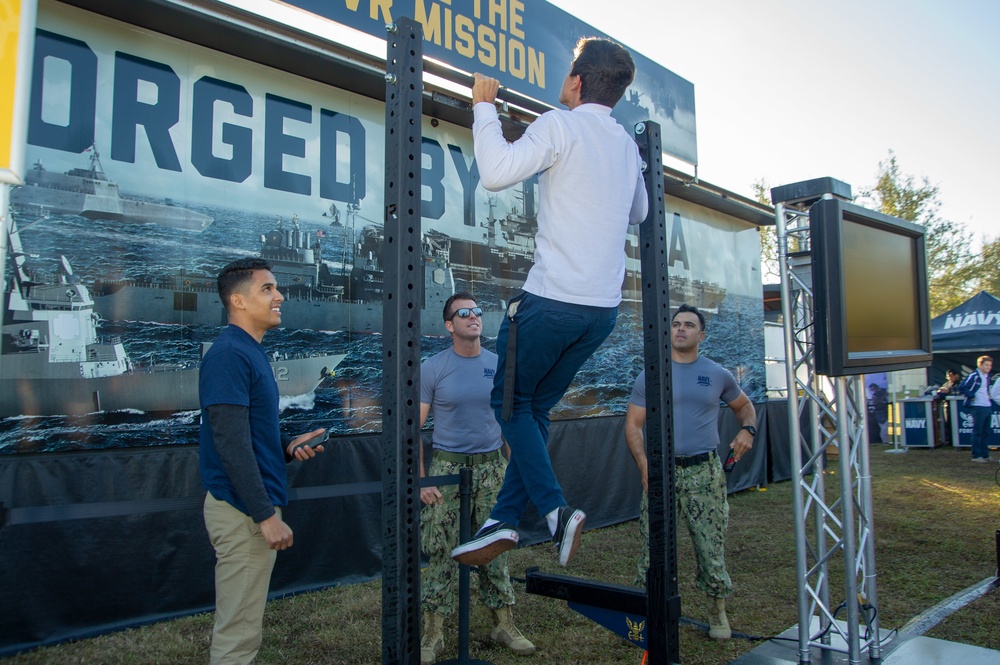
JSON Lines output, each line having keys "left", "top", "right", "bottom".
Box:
{"left": 489, "top": 292, "right": 617, "bottom": 526}
{"left": 969, "top": 406, "right": 992, "bottom": 459}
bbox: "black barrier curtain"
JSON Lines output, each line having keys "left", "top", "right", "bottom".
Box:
{"left": 930, "top": 352, "right": 993, "bottom": 387}
{"left": 766, "top": 400, "right": 821, "bottom": 484}
{"left": 0, "top": 421, "right": 638, "bottom": 654}
{"left": 720, "top": 406, "right": 768, "bottom": 494}
{"left": 0, "top": 439, "right": 384, "bottom": 655}
{"left": 507, "top": 417, "right": 644, "bottom": 547}
{"left": 0, "top": 410, "right": 776, "bottom": 655}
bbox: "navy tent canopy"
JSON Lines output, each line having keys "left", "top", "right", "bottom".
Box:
{"left": 928, "top": 291, "right": 1000, "bottom": 385}
{"left": 931, "top": 291, "right": 1000, "bottom": 352}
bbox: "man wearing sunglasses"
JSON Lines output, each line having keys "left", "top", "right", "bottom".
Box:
{"left": 451, "top": 37, "right": 648, "bottom": 569}
{"left": 418, "top": 293, "right": 535, "bottom": 664}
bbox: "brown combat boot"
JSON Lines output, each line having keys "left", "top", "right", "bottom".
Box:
{"left": 421, "top": 611, "right": 446, "bottom": 664}
{"left": 707, "top": 595, "right": 731, "bottom": 640}
{"left": 490, "top": 606, "right": 536, "bottom": 655}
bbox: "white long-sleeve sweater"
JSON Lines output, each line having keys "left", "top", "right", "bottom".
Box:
{"left": 472, "top": 101, "right": 648, "bottom": 307}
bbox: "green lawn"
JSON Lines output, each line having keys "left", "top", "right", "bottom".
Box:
{"left": 7, "top": 445, "right": 999, "bottom": 665}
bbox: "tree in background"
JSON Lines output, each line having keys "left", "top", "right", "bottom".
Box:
{"left": 754, "top": 152, "right": 990, "bottom": 315}
{"left": 856, "top": 151, "right": 976, "bottom": 317}
{"left": 751, "top": 179, "right": 779, "bottom": 283}
{"left": 970, "top": 236, "right": 1000, "bottom": 297}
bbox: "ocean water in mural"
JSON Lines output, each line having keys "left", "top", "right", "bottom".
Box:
{"left": 0, "top": 302, "right": 764, "bottom": 455}
{"left": 2, "top": 199, "right": 766, "bottom": 455}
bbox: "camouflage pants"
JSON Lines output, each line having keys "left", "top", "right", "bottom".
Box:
{"left": 421, "top": 454, "right": 515, "bottom": 616}
{"left": 634, "top": 452, "right": 733, "bottom": 598}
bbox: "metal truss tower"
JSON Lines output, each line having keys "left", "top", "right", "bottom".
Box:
{"left": 773, "top": 180, "right": 883, "bottom": 665}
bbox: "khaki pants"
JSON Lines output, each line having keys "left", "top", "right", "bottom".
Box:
{"left": 203, "top": 494, "right": 278, "bottom": 665}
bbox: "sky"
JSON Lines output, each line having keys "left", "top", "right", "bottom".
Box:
{"left": 548, "top": 0, "right": 1000, "bottom": 246}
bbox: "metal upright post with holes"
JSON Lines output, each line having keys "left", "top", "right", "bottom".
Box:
{"left": 381, "top": 18, "right": 424, "bottom": 665}
{"left": 773, "top": 180, "right": 882, "bottom": 665}
{"left": 635, "top": 120, "right": 681, "bottom": 665}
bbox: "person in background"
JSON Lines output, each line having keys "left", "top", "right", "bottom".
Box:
{"left": 624, "top": 304, "right": 756, "bottom": 641}
{"left": 935, "top": 368, "right": 961, "bottom": 399}
{"left": 958, "top": 355, "right": 995, "bottom": 462}
{"left": 419, "top": 293, "right": 534, "bottom": 664}
{"left": 867, "top": 382, "right": 890, "bottom": 443}
{"left": 933, "top": 369, "right": 962, "bottom": 445}
{"left": 450, "top": 36, "right": 648, "bottom": 570}
{"left": 199, "top": 257, "right": 326, "bottom": 665}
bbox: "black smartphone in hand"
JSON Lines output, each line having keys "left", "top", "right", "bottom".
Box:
{"left": 293, "top": 431, "right": 328, "bottom": 454}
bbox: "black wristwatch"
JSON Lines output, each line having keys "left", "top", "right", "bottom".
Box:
{"left": 741, "top": 425, "right": 757, "bottom": 437}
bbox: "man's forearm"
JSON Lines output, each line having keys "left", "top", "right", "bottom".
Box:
{"left": 734, "top": 400, "right": 757, "bottom": 428}
{"left": 625, "top": 425, "right": 647, "bottom": 468}
{"left": 624, "top": 421, "right": 649, "bottom": 492}
{"left": 208, "top": 404, "right": 275, "bottom": 523}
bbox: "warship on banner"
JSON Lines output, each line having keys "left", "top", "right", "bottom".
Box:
{"left": 88, "top": 207, "right": 505, "bottom": 336}
{"left": 0, "top": 219, "right": 344, "bottom": 419}
{"left": 611, "top": 89, "right": 656, "bottom": 138}
{"left": 435, "top": 193, "right": 535, "bottom": 287}
{"left": 440, "top": 183, "right": 726, "bottom": 310}
{"left": 9, "top": 146, "right": 213, "bottom": 231}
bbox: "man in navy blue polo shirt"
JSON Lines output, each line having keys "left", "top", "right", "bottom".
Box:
{"left": 199, "top": 257, "right": 326, "bottom": 665}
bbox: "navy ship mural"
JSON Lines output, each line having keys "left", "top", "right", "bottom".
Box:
{"left": 10, "top": 145, "right": 213, "bottom": 232}
{"left": 87, "top": 210, "right": 507, "bottom": 336}
{"left": 1, "top": 218, "right": 344, "bottom": 418}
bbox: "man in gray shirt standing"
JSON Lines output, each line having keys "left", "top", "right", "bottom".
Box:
{"left": 625, "top": 304, "right": 756, "bottom": 640}
{"left": 419, "top": 292, "right": 534, "bottom": 664}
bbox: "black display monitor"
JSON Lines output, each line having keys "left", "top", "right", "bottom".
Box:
{"left": 809, "top": 198, "right": 932, "bottom": 376}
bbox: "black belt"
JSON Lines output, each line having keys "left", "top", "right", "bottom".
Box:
{"left": 434, "top": 449, "right": 502, "bottom": 466}
{"left": 675, "top": 452, "right": 712, "bottom": 468}
{"left": 500, "top": 295, "right": 524, "bottom": 422}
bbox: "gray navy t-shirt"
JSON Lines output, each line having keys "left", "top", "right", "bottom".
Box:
{"left": 630, "top": 356, "right": 742, "bottom": 456}
{"left": 420, "top": 348, "right": 502, "bottom": 454}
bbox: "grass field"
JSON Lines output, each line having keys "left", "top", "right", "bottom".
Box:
{"left": 6, "top": 445, "right": 999, "bottom": 664}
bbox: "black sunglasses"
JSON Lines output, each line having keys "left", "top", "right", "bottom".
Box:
{"left": 448, "top": 306, "right": 483, "bottom": 321}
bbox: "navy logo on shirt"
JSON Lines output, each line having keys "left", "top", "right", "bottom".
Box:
{"left": 484, "top": 368, "right": 496, "bottom": 379}
{"left": 697, "top": 375, "right": 712, "bottom": 387}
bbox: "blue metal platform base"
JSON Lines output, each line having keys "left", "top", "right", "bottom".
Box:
{"left": 729, "top": 620, "right": 1000, "bottom": 665}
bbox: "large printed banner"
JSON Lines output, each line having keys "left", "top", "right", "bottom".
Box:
{"left": 283, "top": 0, "right": 698, "bottom": 165}
{"left": 0, "top": 2, "right": 760, "bottom": 454}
